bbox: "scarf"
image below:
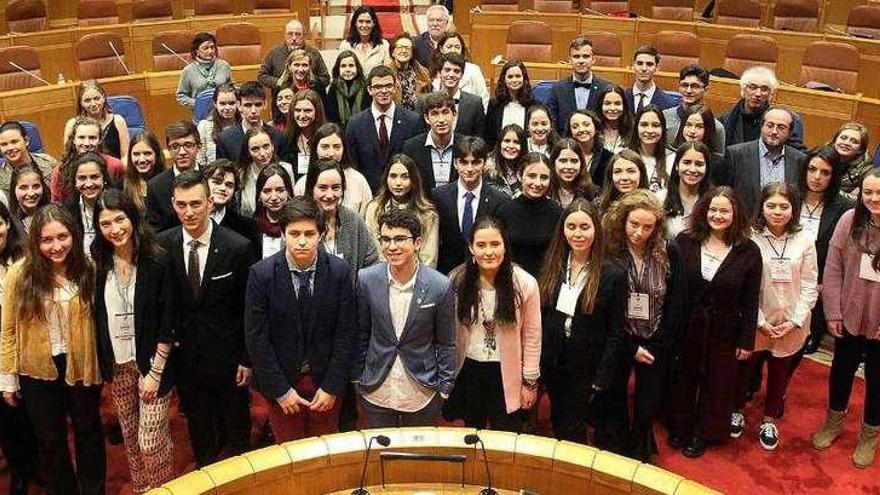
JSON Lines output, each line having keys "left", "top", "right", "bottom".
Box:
{"left": 334, "top": 79, "right": 365, "bottom": 125}
{"left": 256, "top": 212, "right": 283, "bottom": 238}
{"left": 195, "top": 57, "right": 218, "bottom": 86}
{"left": 723, "top": 99, "right": 768, "bottom": 147}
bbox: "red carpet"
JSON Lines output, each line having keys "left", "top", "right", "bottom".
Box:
{"left": 0, "top": 358, "right": 875, "bottom": 494}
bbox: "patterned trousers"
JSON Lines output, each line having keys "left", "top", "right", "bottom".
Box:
{"left": 111, "top": 361, "right": 175, "bottom": 493}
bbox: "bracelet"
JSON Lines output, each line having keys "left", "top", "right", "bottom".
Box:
{"left": 148, "top": 371, "right": 162, "bottom": 381}
{"left": 522, "top": 379, "right": 538, "bottom": 391}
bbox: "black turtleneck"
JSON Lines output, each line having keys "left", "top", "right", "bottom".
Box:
{"left": 496, "top": 194, "right": 563, "bottom": 277}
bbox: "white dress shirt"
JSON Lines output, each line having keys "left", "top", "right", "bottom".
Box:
{"left": 456, "top": 180, "right": 483, "bottom": 231}
{"left": 426, "top": 132, "right": 455, "bottom": 186}
{"left": 632, "top": 83, "right": 657, "bottom": 111}
{"left": 371, "top": 102, "right": 396, "bottom": 140}
{"left": 105, "top": 267, "right": 137, "bottom": 365}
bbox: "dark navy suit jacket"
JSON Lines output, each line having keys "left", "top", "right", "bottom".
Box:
{"left": 625, "top": 86, "right": 682, "bottom": 113}
{"left": 546, "top": 75, "right": 611, "bottom": 136}
{"left": 346, "top": 105, "right": 424, "bottom": 192}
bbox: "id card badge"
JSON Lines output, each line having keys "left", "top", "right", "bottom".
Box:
{"left": 555, "top": 283, "right": 580, "bottom": 316}
{"left": 333, "top": 251, "right": 346, "bottom": 260}
{"left": 860, "top": 253, "right": 880, "bottom": 282}
{"left": 117, "top": 313, "right": 135, "bottom": 340}
{"left": 628, "top": 293, "right": 650, "bottom": 320}
{"left": 800, "top": 215, "right": 820, "bottom": 241}
{"left": 297, "top": 152, "right": 310, "bottom": 175}
{"left": 770, "top": 258, "right": 793, "bottom": 282}
{"left": 701, "top": 252, "right": 722, "bottom": 281}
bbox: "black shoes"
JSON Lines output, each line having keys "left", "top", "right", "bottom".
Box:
{"left": 804, "top": 336, "right": 822, "bottom": 354}
{"left": 668, "top": 435, "right": 686, "bottom": 449}
{"left": 682, "top": 437, "right": 708, "bottom": 458}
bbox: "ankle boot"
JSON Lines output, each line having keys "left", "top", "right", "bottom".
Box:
{"left": 853, "top": 422, "right": 880, "bottom": 469}
{"left": 811, "top": 408, "right": 847, "bottom": 450}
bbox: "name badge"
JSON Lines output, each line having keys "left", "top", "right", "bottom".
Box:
{"left": 333, "top": 251, "right": 345, "bottom": 260}
{"left": 297, "top": 152, "right": 310, "bottom": 175}
{"left": 555, "top": 283, "right": 580, "bottom": 317}
{"left": 800, "top": 215, "right": 820, "bottom": 241}
{"left": 860, "top": 253, "right": 880, "bottom": 282}
{"left": 770, "top": 258, "right": 793, "bottom": 282}
{"left": 701, "top": 252, "right": 723, "bottom": 281}
{"left": 628, "top": 292, "right": 650, "bottom": 320}
{"left": 116, "top": 313, "right": 135, "bottom": 340}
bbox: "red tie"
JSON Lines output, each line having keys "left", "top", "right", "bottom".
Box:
{"left": 378, "top": 114, "right": 389, "bottom": 154}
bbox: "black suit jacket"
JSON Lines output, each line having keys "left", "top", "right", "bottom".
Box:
{"left": 245, "top": 249, "right": 357, "bottom": 400}
{"left": 218, "top": 206, "right": 259, "bottom": 257}
{"left": 402, "top": 132, "right": 468, "bottom": 192}
{"left": 157, "top": 223, "right": 255, "bottom": 378}
{"left": 483, "top": 98, "right": 535, "bottom": 148}
{"left": 624, "top": 87, "right": 681, "bottom": 114}
{"left": 413, "top": 31, "right": 434, "bottom": 69}
{"left": 96, "top": 252, "right": 177, "bottom": 396}
{"left": 454, "top": 92, "right": 485, "bottom": 137}
{"left": 145, "top": 169, "right": 177, "bottom": 234}
{"left": 432, "top": 182, "right": 508, "bottom": 273}
{"left": 721, "top": 140, "right": 806, "bottom": 216}
{"left": 216, "top": 124, "right": 288, "bottom": 162}
{"left": 346, "top": 105, "right": 424, "bottom": 192}
{"left": 547, "top": 75, "right": 611, "bottom": 136}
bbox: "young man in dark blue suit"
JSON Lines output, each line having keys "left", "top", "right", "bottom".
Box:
{"left": 245, "top": 197, "right": 356, "bottom": 441}
{"left": 145, "top": 120, "right": 202, "bottom": 234}
{"left": 626, "top": 45, "right": 681, "bottom": 114}
{"left": 215, "top": 81, "right": 287, "bottom": 161}
{"left": 547, "top": 35, "right": 611, "bottom": 136}
{"left": 346, "top": 65, "right": 423, "bottom": 193}
{"left": 157, "top": 170, "right": 255, "bottom": 468}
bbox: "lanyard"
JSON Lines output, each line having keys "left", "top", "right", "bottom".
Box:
{"left": 628, "top": 253, "right": 648, "bottom": 291}
{"left": 765, "top": 235, "right": 789, "bottom": 260}
{"left": 803, "top": 201, "right": 823, "bottom": 218}
{"left": 566, "top": 255, "right": 589, "bottom": 286}
{"left": 112, "top": 268, "right": 134, "bottom": 314}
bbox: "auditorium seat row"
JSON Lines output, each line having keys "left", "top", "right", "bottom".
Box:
{"left": 6, "top": 0, "right": 293, "bottom": 33}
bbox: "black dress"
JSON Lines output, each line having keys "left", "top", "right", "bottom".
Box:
{"left": 101, "top": 119, "right": 121, "bottom": 159}
{"left": 495, "top": 195, "right": 563, "bottom": 277}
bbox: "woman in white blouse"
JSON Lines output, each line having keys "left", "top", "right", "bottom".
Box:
{"left": 628, "top": 105, "right": 670, "bottom": 198}
{"left": 732, "top": 183, "right": 818, "bottom": 451}
{"left": 430, "top": 31, "right": 490, "bottom": 108}
{"left": 337, "top": 6, "right": 390, "bottom": 76}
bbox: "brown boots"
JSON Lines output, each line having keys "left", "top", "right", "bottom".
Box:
{"left": 812, "top": 409, "right": 880, "bottom": 468}
{"left": 853, "top": 422, "right": 880, "bottom": 469}
{"left": 811, "top": 409, "right": 847, "bottom": 450}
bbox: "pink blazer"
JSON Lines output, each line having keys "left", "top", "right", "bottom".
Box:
{"left": 455, "top": 266, "right": 542, "bottom": 413}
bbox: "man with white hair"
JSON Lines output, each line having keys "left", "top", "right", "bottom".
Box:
{"left": 720, "top": 66, "right": 804, "bottom": 151}
{"left": 258, "top": 19, "right": 330, "bottom": 90}
{"left": 414, "top": 5, "right": 450, "bottom": 68}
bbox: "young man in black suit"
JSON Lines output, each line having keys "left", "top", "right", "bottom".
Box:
{"left": 547, "top": 35, "right": 611, "bottom": 136}
{"left": 402, "top": 92, "right": 465, "bottom": 191}
{"left": 145, "top": 120, "right": 202, "bottom": 233}
{"left": 626, "top": 45, "right": 681, "bottom": 113}
{"left": 245, "top": 197, "right": 356, "bottom": 441}
{"left": 215, "top": 81, "right": 287, "bottom": 161}
{"left": 346, "top": 65, "right": 423, "bottom": 192}
{"left": 157, "top": 170, "right": 256, "bottom": 468}
{"left": 432, "top": 136, "right": 507, "bottom": 273}
{"left": 434, "top": 52, "right": 484, "bottom": 138}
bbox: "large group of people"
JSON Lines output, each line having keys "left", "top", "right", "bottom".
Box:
{"left": 0, "top": 8, "right": 878, "bottom": 495}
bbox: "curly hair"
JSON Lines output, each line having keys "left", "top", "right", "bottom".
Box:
{"left": 602, "top": 189, "right": 668, "bottom": 271}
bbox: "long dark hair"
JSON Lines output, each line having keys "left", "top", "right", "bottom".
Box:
{"left": 68, "top": 152, "right": 109, "bottom": 201}
{"left": 308, "top": 123, "right": 352, "bottom": 170}
{"left": 9, "top": 164, "right": 49, "bottom": 221}
{"left": 538, "top": 198, "right": 604, "bottom": 313}
{"left": 548, "top": 137, "right": 596, "bottom": 201}
{"left": 688, "top": 186, "right": 752, "bottom": 246}
{"left": 452, "top": 217, "right": 520, "bottom": 326}
{"left": 331, "top": 50, "right": 366, "bottom": 87}
{"left": 598, "top": 149, "right": 648, "bottom": 211}
{"left": 236, "top": 126, "right": 279, "bottom": 187}
{"left": 672, "top": 103, "right": 717, "bottom": 153}
{"left": 305, "top": 159, "right": 347, "bottom": 203}
{"left": 208, "top": 83, "right": 240, "bottom": 143}
{"left": 798, "top": 145, "right": 843, "bottom": 203}
{"left": 597, "top": 85, "right": 632, "bottom": 142}
{"left": 91, "top": 189, "right": 163, "bottom": 274}
{"left": 284, "top": 89, "right": 326, "bottom": 149}
{"left": 253, "top": 164, "right": 294, "bottom": 223}
{"left": 125, "top": 131, "right": 164, "bottom": 210}
{"left": 664, "top": 141, "right": 713, "bottom": 217}
{"left": 851, "top": 168, "right": 880, "bottom": 271}
{"left": 371, "top": 154, "right": 435, "bottom": 224}
{"left": 493, "top": 60, "right": 534, "bottom": 107}
{"left": 16, "top": 204, "right": 94, "bottom": 320}
{"left": 492, "top": 124, "right": 528, "bottom": 178}
{"left": 628, "top": 104, "right": 669, "bottom": 186}
{"left": 0, "top": 201, "right": 23, "bottom": 266}
{"left": 346, "top": 6, "right": 383, "bottom": 45}
{"left": 526, "top": 103, "right": 559, "bottom": 148}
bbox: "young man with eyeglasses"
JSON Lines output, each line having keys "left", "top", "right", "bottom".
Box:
{"left": 720, "top": 66, "right": 805, "bottom": 151}
{"left": 216, "top": 81, "right": 288, "bottom": 161}
{"left": 663, "top": 64, "right": 727, "bottom": 156}
{"left": 354, "top": 208, "right": 456, "bottom": 427}
{"left": 347, "top": 65, "right": 423, "bottom": 192}
{"left": 146, "top": 120, "right": 203, "bottom": 233}
{"left": 245, "top": 197, "right": 356, "bottom": 440}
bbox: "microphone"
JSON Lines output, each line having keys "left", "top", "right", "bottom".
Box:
{"left": 352, "top": 434, "right": 391, "bottom": 495}
{"left": 464, "top": 434, "right": 497, "bottom": 495}
{"left": 108, "top": 41, "right": 131, "bottom": 76}
{"left": 161, "top": 42, "right": 191, "bottom": 67}
{"left": 7, "top": 61, "right": 51, "bottom": 86}
{"left": 581, "top": 6, "right": 607, "bottom": 16}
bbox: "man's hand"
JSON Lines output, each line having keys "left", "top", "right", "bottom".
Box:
{"left": 279, "top": 390, "right": 311, "bottom": 415}
{"left": 309, "top": 389, "right": 337, "bottom": 412}
{"left": 634, "top": 346, "right": 655, "bottom": 365}
{"left": 827, "top": 321, "right": 844, "bottom": 338}
{"left": 236, "top": 366, "right": 252, "bottom": 387}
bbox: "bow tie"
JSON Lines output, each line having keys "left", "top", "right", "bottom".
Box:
{"left": 573, "top": 80, "right": 592, "bottom": 90}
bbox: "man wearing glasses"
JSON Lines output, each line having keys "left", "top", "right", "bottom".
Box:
{"left": 347, "top": 65, "right": 423, "bottom": 192}
{"left": 146, "top": 120, "right": 203, "bottom": 232}
{"left": 258, "top": 20, "right": 330, "bottom": 90}
{"left": 720, "top": 66, "right": 805, "bottom": 151}
{"left": 354, "top": 208, "right": 456, "bottom": 428}
{"left": 663, "top": 64, "right": 727, "bottom": 157}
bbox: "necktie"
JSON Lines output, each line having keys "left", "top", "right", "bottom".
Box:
{"left": 461, "top": 191, "right": 475, "bottom": 241}
{"left": 637, "top": 92, "right": 646, "bottom": 112}
{"left": 295, "top": 270, "right": 312, "bottom": 305}
{"left": 294, "top": 270, "right": 313, "bottom": 355}
{"left": 378, "top": 114, "right": 389, "bottom": 155}
{"left": 187, "top": 239, "right": 201, "bottom": 298}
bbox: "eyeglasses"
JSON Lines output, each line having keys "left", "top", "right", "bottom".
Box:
{"left": 169, "top": 142, "right": 198, "bottom": 153}
{"left": 679, "top": 82, "right": 705, "bottom": 91}
{"left": 394, "top": 45, "right": 413, "bottom": 51}
{"left": 745, "top": 83, "right": 772, "bottom": 94}
{"left": 378, "top": 235, "right": 413, "bottom": 246}
{"left": 370, "top": 83, "right": 395, "bottom": 92}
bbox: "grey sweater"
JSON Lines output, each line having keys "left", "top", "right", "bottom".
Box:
{"left": 331, "top": 205, "right": 379, "bottom": 281}
{"left": 176, "top": 59, "right": 233, "bottom": 107}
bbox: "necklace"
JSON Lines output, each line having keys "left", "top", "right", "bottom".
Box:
{"left": 479, "top": 292, "right": 496, "bottom": 352}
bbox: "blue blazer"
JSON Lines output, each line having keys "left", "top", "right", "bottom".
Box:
{"left": 546, "top": 75, "right": 611, "bottom": 136}
{"left": 354, "top": 262, "right": 457, "bottom": 396}
{"left": 245, "top": 249, "right": 357, "bottom": 400}
{"left": 346, "top": 105, "right": 424, "bottom": 193}
{"left": 625, "top": 87, "right": 681, "bottom": 113}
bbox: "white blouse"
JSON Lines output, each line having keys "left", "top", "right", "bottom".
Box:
{"left": 105, "top": 268, "right": 137, "bottom": 365}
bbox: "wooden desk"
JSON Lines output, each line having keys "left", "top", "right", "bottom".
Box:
{"left": 326, "top": 484, "right": 519, "bottom": 494}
